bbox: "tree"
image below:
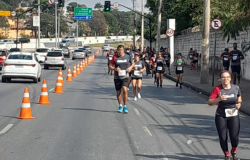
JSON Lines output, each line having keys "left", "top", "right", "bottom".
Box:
{"left": 104, "top": 12, "right": 119, "bottom": 35}
{"left": 67, "top": 2, "right": 87, "bottom": 14}
{"left": 16, "top": 8, "right": 26, "bottom": 19}
{"left": 87, "top": 10, "right": 108, "bottom": 36}
{"left": 94, "top": 2, "right": 103, "bottom": 10}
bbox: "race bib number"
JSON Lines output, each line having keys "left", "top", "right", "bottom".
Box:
{"left": 225, "top": 108, "right": 238, "bottom": 117}
{"left": 118, "top": 70, "right": 126, "bottom": 76}
{"left": 109, "top": 57, "right": 112, "bottom": 60}
{"left": 146, "top": 60, "right": 149, "bottom": 63}
{"left": 194, "top": 57, "right": 198, "bottom": 60}
{"left": 189, "top": 55, "right": 193, "bottom": 58}
{"left": 224, "top": 57, "right": 228, "bottom": 61}
{"left": 157, "top": 66, "right": 162, "bottom": 70}
{"left": 177, "top": 67, "right": 182, "bottom": 71}
{"left": 134, "top": 70, "right": 142, "bottom": 76}
{"left": 153, "top": 58, "right": 155, "bottom": 61}
{"left": 233, "top": 55, "right": 237, "bottom": 60}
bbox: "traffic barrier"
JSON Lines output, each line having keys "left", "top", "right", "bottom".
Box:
{"left": 17, "top": 87, "right": 35, "bottom": 119}
{"left": 82, "top": 60, "right": 86, "bottom": 68}
{"left": 54, "top": 79, "right": 64, "bottom": 94}
{"left": 76, "top": 63, "right": 81, "bottom": 74}
{"left": 72, "top": 65, "right": 77, "bottom": 77}
{"left": 80, "top": 61, "right": 83, "bottom": 71}
{"left": 66, "top": 67, "right": 73, "bottom": 82}
{"left": 37, "top": 79, "right": 51, "bottom": 105}
{"left": 58, "top": 69, "right": 64, "bottom": 86}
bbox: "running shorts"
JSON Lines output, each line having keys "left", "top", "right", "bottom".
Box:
{"left": 231, "top": 66, "right": 241, "bottom": 74}
{"left": 114, "top": 78, "right": 129, "bottom": 91}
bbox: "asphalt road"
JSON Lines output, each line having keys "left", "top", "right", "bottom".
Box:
{"left": 0, "top": 49, "right": 249, "bottom": 160}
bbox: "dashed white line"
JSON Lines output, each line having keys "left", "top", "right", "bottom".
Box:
{"left": 133, "top": 108, "right": 140, "bottom": 115}
{"left": 142, "top": 126, "right": 152, "bottom": 136}
{"left": 0, "top": 124, "right": 14, "bottom": 135}
{"left": 49, "top": 88, "right": 54, "bottom": 92}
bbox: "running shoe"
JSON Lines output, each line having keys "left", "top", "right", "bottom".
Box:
{"left": 157, "top": 82, "right": 159, "bottom": 87}
{"left": 225, "top": 156, "right": 231, "bottom": 160}
{"left": 118, "top": 106, "right": 123, "bottom": 113}
{"left": 138, "top": 93, "right": 141, "bottom": 99}
{"left": 176, "top": 82, "right": 178, "bottom": 87}
{"left": 129, "top": 83, "right": 132, "bottom": 87}
{"left": 160, "top": 85, "right": 162, "bottom": 88}
{"left": 134, "top": 97, "right": 137, "bottom": 101}
{"left": 123, "top": 106, "right": 128, "bottom": 113}
{"left": 231, "top": 153, "right": 240, "bottom": 160}
{"left": 169, "top": 73, "right": 171, "bottom": 75}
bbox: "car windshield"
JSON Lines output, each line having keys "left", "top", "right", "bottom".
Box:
{"left": 10, "top": 48, "right": 21, "bottom": 52}
{"left": 75, "top": 50, "right": 83, "bottom": 52}
{"left": 62, "top": 40, "right": 67, "bottom": 43}
{"left": 84, "top": 46, "right": 90, "bottom": 48}
{"left": 36, "top": 48, "right": 49, "bottom": 52}
{"left": 54, "top": 50, "right": 62, "bottom": 52}
{"left": 0, "top": 51, "right": 6, "bottom": 56}
{"left": 47, "top": 52, "right": 62, "bottom": 57}
{"left": 78, "top": 48, "right": 86, "bottom": 50}
{"left": 2, "top": 40, "right": 8, "bottom": 42}
{"left": 8, "top": 54, "right": 32, "bottom": 60}
{"left": 65, "top": 37, "right": 69, "bottom": 39}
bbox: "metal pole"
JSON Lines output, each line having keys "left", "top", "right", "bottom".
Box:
{"left": 55, "top": 1, "right": 58, "bottom": 48}
{"left": 76, "top": 0, "right": 78, "bottom": 47}
{"left": 16, "top": 16, "right": 19, "bottom": 49}
{"left": 156, "top": 0, "right": 163, "bottom": 52}
{"left": 38, "top": 0, "right": 41, "bottom": 47}
{"left": 149, "top": 19, "right": 152, "bottom": 51}
{"left": 133, "top": 0, "right": 136, "bottom": 50}
{"left": 58, "top": 8, "right": 60, "bottom": 44}
{"left": 141, "top": 0, "right": 144, "bottom": 51}
{"left": 212, "top": 30, "right": 216, "bottom": 87}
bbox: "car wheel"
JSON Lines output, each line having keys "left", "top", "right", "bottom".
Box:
{"left": 2, "top": 77, "right": 6, "bottom": 83}
{"left": 72, "top": 57, "right": 74, "bottom": 60}
{"left": 38, "top": 75, "right": 41, "bottom": 82}
{"left": 7, "top": 78, "right": 11, "bottom": 82}
{"left": 44, "top": 65, "right": 48, "bottom": 69}
{"left": 62, "top": 65, "right": 66, "bottom": 70}
{"left": 33, "top": 78, "right": 38, "bottom": 83}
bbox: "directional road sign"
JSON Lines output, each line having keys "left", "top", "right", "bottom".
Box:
{"left": 166, "top": 28, "right": 175, "bottom": 37}
{"left": 74, "top": 8, "right": 93, "bottom": 20}
{"left": 211, "top": 18, "right": 222, "bottom": 30}
{"left": 0, "top": 11, "right": 11, "bottom": 17}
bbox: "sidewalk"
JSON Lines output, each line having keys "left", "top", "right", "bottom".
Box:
{"left": 164, "top": 65, "right": 250, "bottom": 116}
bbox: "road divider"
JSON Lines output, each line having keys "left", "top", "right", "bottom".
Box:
{"left": 37, "top": 79, "right": 51, "bottom": 105}
{"left": 66, "top": 67, "right": 73, "bottom": 82}
{"left": 73, "top": 65, "right": 77, "bottom": 78}
{"left": 17, "top": 88, "right": 35, "bottom": 119}
{"left": 58, "top": 69, "right": 64, "bottom": 86}
{"left": 76, "top": 63, "right": 81, "bottom": 75}
{"left": 54, "top": 78, "right": 64, "bottom": 94}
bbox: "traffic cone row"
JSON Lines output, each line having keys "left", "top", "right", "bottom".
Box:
{"left": 17, "top": 50, "right": 100, "bottom": 120}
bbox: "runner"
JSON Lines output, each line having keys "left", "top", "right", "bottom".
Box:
{"left": 208, "top": 70, "right": 242, "bottom": 160}
{"left": 155, "top": 52, "right": 166, "bottom": 87}
{"left": 220, "top": 48, "right": 230, "bottom": 71}
{"left": 174, "top": 53, "right": 184, "bottom": 89}
{"left": 192, "top": 50, "right": 199, "bottom": 72}
{"left": 229, "top": 43, "right": 244, "bottom": 84}
{"left": 150, "top": 52, "right": 157, "bottom": 83}
{"left": 188, "top": 48, "right": 194, "bottom": 70}
{"left": 163, "top": 48, "right": 171, "bottom": 75}
{"left": 106, "top": 49, "right": 115, "bottom": 75}
{"left": 109, "top": 45, "right": 134, "bottom": 113}
{"left": 144, "top": 53, "right": 151, "bottom": 76}
{"left": 132, "top": 52, "right": 145, "bottom": 101}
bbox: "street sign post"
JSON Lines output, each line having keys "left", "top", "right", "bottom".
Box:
{"left": 11, "top": 11, "right": 16, "bottom": 17}
{"left": 113, "top": 2, "right": 119, "bottom": 9}
{"left": 74, "top": 8, "right": 93, "bottom": 20}
{"left": 166, "top": 28, "right": 175, "bottom": 37}
{"left": 0, "top": 11, "right": 11, "bottom": 17}
{"left": 211, "top": 18, "right": 222, "bottom": 87}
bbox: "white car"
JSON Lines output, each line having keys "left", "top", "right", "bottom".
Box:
{"left": 72, "top": 49, "right": 87, "bottom": 60}
{"left": 2, "top": 52, "right": 42, "bottom": 83}
{"left": 102, "top": 44, "right": 114, "bottom": 51}
{"left": 63, "top": 36, "right": 75, "bottom": 42}
{"left": 0, "top": 39, "right": 15, "bottom": 44}
{"left": 44, "top": 51, "right": 67, "bottom": 70}
{"left": 35, "top": 48, "right": 52, "bottom": 63}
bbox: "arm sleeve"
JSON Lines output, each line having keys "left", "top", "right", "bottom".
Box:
{"left": 237, "top": 86, "right": 241, "bottom": 97}
{"left": 210, "top": 86, "right": 220, "bottom": 99}
{"left": 229, "top": 51, "right": 233, "bottom": 57}
{"left": 220, "top": 52, "right": 224, "bottom": 57}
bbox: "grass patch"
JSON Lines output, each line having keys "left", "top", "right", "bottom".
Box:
{"left": 89, "top": 42, "right": 140, "bottom": 49}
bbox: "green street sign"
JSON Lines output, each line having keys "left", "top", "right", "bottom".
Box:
{"left": 74, "top": 8, "right": 92, "bottom": 16}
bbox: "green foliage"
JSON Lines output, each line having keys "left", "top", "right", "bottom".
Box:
{"left": 16, "top": 8, "right": 26, "bottom": 19}
{"left": 104, "top": 12, "right": 119, "bottom": 35}
{"left": 87, "top": 10, "right": 108, "bottom": 36}
{"left": 67, "top": 2, "right": 87, "bottom": 13}
{"left": 94, "top": 2, "right": 103, "bottom": 10}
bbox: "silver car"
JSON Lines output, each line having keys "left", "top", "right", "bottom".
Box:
{"left": 44, "top": 51, "right": 67, "bottom": 70}
{"left": 84, "top": 45, "right": 92, "bottom": 53}
{"left": 63, "top": 36, "right": 75, "bottom": 42}
{"left": 60, "top": 40, "right": 70, "bottom": 47}
{"left": 35, "top": 48, "right": 52, "bottom": 63}
{"left": 72, "top": 49, "right": 87, "bottom": 60}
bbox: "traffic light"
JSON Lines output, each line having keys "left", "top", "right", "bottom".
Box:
{"left": 58, "top": 0, "right": 64, "bottom": 7}
{"left": 104, "top": 1, "right": 111, "bottom": 12}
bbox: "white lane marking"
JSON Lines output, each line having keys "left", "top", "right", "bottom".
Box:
{"left": 0, "top": 124, "right": 14, "bottom": 135}
{"left": 134, "top": 108, "right": 140, "bottom": 115}
{"left": 142, "top": 126, "right": 152, "bottom": 136}
{"left": 49, "top": 88, "right": 54, "bottom": 92}
{"left": 161, "top": 151, "right": 169, "bottom": 160}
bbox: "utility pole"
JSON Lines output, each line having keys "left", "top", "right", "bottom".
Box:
{"left": 141, "top": 0, "right": 144, "bottom": 51}
{"left": 76, "top": 0, "right": 78, "bottom": 47}
{"left": 155, "top": 0, "right": 162, "bottom": 52}
{"left": 58, "top": 8, "right": 60, "bottom": 43}
{"left": 133, "top": 0, "right": 136, "bottom": 50}
{"left": 200, "top": 0, "right": 210, "bottom": 84}
{"left": 38, "top": 0, "right": 40, "bottom": 47}
{"left": 55, "top": 1, "right": 58, "bottom": 48}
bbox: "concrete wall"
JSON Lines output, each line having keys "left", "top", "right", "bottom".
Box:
{"left": 145, "top": 29, "right": 250, "bottom": 81}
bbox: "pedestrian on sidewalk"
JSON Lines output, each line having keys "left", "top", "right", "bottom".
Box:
{"left": 221, "top": 48, "right": 230, "bottom": 71}
{"left": 188, "top": 48, "right": 194, "bottom": 70}
{"left": 192, "top": 50, "right": 199, "bottom": 72}
{"left": 163, "top": 48, "right": 171, "bottom": 75}
{"left": 208, "top": 70, "right": 242, "bottom": 160}
{"left": 174, "top": 53, "right": 184, "bottom": 89}
{"left": 229, "top": 43, "right": 244, "bottom": 84}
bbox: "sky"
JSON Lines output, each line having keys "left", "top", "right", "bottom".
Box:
{"left": 65, "top": 0, "right": 147, "bottom": 12}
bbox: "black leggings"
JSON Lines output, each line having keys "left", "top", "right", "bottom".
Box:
{"left": 215, "top": 115, "right": 240, "bottom": 152}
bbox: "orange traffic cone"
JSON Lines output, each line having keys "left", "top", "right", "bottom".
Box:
{"left": 37, "top": 79, "right": 51, "bottom": 105}
{"left": 17, "top": 87, "right": 35, "bottom": 119}
{"left": 66, "top": 67, "right": 73, "bottom": 82}
{"left": 72, "top": 65, "right": 77, "bottom": 77}
{"left": 76, "top": 63, "right": 81, "bottom": 74}
{"left": 54, "top": 79, "right": 64, "bottom": 94}
{"left": 88, "top": 57, "right": 91, "bottom": 64}
{"left": 58, "top": 69, "right": 64, "bottom": 86}
{"left": 82, "top": 60, "right": 85, "bottom": 68}
{"left": 80, "top": 61, "right": 83, "bottom": 71}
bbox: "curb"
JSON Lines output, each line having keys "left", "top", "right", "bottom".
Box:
{"left": 164, "top": 74, "right": 250, "bottom": 116}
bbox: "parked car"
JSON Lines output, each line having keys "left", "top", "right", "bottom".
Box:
{"left": 1, "top": 52, "right": 42, "bottom": 83}
{"left": 60, "top": 39, "right": 70, "bottom": 47}
{"left": 9, "top": 48, "right": 21, "bottom": 53}
{"left": 102, "top": 44, "right": 114, "bottom": 51}
{"left": 72, "top": 49, "right": 87, "bottom": 60}
{"left": 19, "top": 38, "right": 30, "bottom": 43}
{"left": 0, "top": 49, "right": 8, "bottom": 71}
{"left": 83, "top": 45, "right": 92, "bottom": 53}
{"left": 44, "top": 51, "right": 67, "bottom": 70}
{"left": 55, "top": 48, "right": 70, "bottom": 58}
{"left": 63, "top": 36, "right": 75, "bottom": 42}
{"left": 0, "top": 39, "right": 14, "bottom": 44}
{"left": 35, "top": 48, "right": 52, "bottom": 63}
